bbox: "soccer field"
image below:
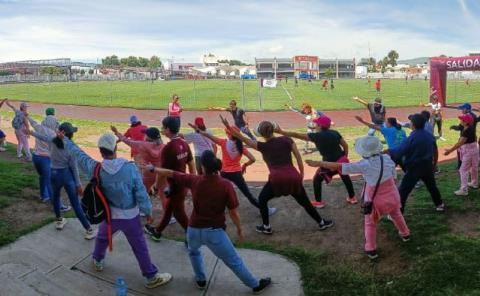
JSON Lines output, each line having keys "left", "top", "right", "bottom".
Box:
{"left": 0, "top": 79, "right": 479, "bottom": 111}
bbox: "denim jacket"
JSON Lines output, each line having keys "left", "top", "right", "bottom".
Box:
{"left": 64, "top": 139, "right": 152, "bottom": 217}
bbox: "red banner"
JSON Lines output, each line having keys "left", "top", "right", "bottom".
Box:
{"left": 430, "top": 56, "right": 480, "bottom": 106}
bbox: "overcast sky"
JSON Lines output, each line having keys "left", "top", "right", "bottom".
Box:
{"left": 0, "top": 0, "right": 479, "bottom": 63}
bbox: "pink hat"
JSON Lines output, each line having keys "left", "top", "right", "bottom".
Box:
{"left": 459, "top": 114, "right": 474, "bottom": 124}
{"left": 313, "top": 116, "right": 331, "bottom": 128}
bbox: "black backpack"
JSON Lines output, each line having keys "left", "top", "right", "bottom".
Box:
{"left": 82, "top": 163, "right": 113, "bottom": 250}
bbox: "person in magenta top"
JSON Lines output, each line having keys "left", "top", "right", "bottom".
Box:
{"left": 145, "top": 150, "right": 271, "bottom": 293}
{"left": 220, "top": 116, "right": 333, "bottom": 235}
{"left": 144, "top": 116, "right": 195, "bottom": 242}
{"left": 167, "top": 94, "right": 182, "bottom": 126}
{"left": 190, "top": 123, "right": 277, "bottom": 216}
{"left": 123, "top": 115, "right": 148, "bottom": 161}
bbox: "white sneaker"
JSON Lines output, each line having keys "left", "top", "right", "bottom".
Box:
{"left": 468, "top": 182, "right": 479, "bottom": 189}
{"left": 84, "top": 228, "right": 96, "bottom": 240}
{"left": 55, "top": 218, "right": 67, "bottom": 230}
{"left": 145, "top": 273, "right": 173, "bottom": 289}
{"left": 168, "top": 217, "right": 177, "bottom": 225}
{"left": 0, "top": 147, "right": 5, "bottom": 152}
{"left": 454, "top": 189, "right": 468, "bottom": 196}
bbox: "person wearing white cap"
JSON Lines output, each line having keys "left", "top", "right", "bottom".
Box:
{"left": 61, "top": 132, "right": 173, "bottom": 289}
{"left": 4, "top": 99, "right": 32, "bottom": 160}
{"left": 306, "top": 136, "right": 410, "bottom": 260}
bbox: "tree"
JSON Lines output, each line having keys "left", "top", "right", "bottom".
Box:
{"left": 218, "top": 59, "right": 247, "bottom": 66}
{"left": 120, "top": 57, "right": 129, "bottom": 66}
{"left": 387, "top": 50, "right": 399, "bottom": 67}
{"left": 88, "top": 69, "right": 94, "bottom": 75}
{"left": 138, "top": 57, "right": 149, "bottom": 67}
{"left": 325, "top": 67, "right": 334, "bottom": 78}
{"left": 367, "top": 57, "right": 377, "bottom": 72}
{"left": 40, "top": 66, "right": 66, "bottom": 75}
{"left": 80, "top": 69, "right": 85, "bottom": 75}
{"left": 102, "top": 55, "right": 120, "bottom": 66}
{"left": 148, "top": 55, "right": 162, "bottom": 68}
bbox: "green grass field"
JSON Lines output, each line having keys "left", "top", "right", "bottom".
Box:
{"left": 0, "top": 79, "right": 479, "bottom": 111}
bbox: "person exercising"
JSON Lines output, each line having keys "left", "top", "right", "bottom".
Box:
{"left": 209, "top": 100, "right": 256, "bottom": 140}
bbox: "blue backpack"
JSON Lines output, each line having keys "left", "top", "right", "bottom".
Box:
{"left": 12, "top": 112, "right": 24, "bottom": 130}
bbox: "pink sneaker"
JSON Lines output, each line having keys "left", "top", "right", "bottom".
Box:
{"left": 311, "top": 200, "right": 326, "bottom": 208}
{"left": 346, "top": 196, "right": 358, "bottom": 204}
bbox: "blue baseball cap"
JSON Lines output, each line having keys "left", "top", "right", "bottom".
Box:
{"left": 129, "top": 115, "right": 139, "bottom": 124}
{"left": 459, "top": 103, "right": 472, "bottom": 110}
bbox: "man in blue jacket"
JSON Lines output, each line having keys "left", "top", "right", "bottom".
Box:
{"left": 387, "top": 114, "right": 444, "bottom": 213}
{"left": 63, "top": 132, "right": 172, "bottom": 289}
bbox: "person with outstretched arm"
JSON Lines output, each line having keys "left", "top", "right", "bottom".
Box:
{"left": 209, "top": 100, "right": 256, "bottom": 140}
{"left": 144, "top": 150, "right": 271, "bottom": 293}
{"left": 352, "top": 96, "right": 386, "bottom": 136}
{"left": 28, "top": 122, "right": 94, "bottom": 238}
{"left": 285, "top": 102, "right": 325, "bottom": 153}
{"left": 276, "top": 116, "right": 357, "bottom": 208}
{"left": 386, "top": 114, "right": 444, "bottom": 213}
{"left": 144, "top": 116, "right": 195, "bottom": 242}
{"left": 220, "top": 115, "right": 333, "bottom": 234}
{"left": 420, "top": 94, "right": 444, "bottom": 140}
{"left": 5, "top": 99, "right": 32, "bottom": 160}
{"left": 59, "top": 131, "right": 173, "bottom": 289}
{"left": 444, "top": 114, "right": 479, "bottom": 196}
{"left": 306, "top": 136, "right": 410, "bottom": 260}
{"left": 188, "top": 122, "right": 277, "bottom": 216}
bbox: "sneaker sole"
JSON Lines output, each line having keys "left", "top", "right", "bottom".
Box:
{"left": 253, "top": 282, "right": 272, "bottom": 295}
{"left": 255, "top": 229, "right": 273, "bottom": 235}
{"left": 319, "top": 221, "right": 334, "bottom": 231}
{"left": 145, "top": 274, "right": 173, "bottom": 289}
{"left": 150, "top": 235, "right": 162, "bottom": 242}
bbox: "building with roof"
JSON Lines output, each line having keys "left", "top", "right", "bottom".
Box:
{"left": 294, "top": 55, "right": 319, "bottom": 79}
{"left": 255, "top": 57, "right": 294, "bottom": 79}
{"left": 318, "top": 58, "right": 355, "bottom": 79}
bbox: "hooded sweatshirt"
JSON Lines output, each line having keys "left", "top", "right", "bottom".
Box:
{"left": 28, "top": 116, "right": 58, "bottom": 157}
{"left": 64, "top": 139, "right": 152, "bottom": 219}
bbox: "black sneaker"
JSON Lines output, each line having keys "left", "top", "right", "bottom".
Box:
{"left": 253, "top": 277, "right": 271, "bottom": 294}
{"left": 144, "top": 224, "right": 155, "bottom": 235}
{"left": 401, "top": 235, "right": 410, "bottom": 242}
{"left": 366, "top": 250, "right": 379, "bottom": 260}
{"left": 318, "top": 219, "right": 334, "bottom": 230}
{"left": 196, "top": 280, "right": 207, "bottom": 290}
{"left": 144, "top": 225, "right": 162, "bottom": 242}
{"left": 255, "top": 225, "right": 273, "bottom": 235}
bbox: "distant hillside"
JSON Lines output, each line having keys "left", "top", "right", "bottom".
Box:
{"left": 398, "top": 57, "right": 430, "bottom": 66}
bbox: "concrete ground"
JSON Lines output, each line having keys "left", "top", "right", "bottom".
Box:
{"left": 0, "top": 219, "right": 303, "bottom": 296}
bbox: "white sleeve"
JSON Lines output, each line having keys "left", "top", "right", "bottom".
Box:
{"left": 183, "top": 133, "right": 195, "bottom": 143}
{"left": 341, "top": 160, "right": 368, "bottom": 175}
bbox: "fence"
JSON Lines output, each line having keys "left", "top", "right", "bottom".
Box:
{"left": 0, "top": 77, "right": 479, "bottom": 111}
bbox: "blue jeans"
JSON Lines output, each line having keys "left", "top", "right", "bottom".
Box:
{"left": 187, "top": 227, "right": 258, "bottom": 288}
{"left": 239, "top": 126, "right": 256, "bottom": 141}
{"left": 32, "top": 154, "right": 52, "bottom": 200}
{"left": 51, "top": 168, "right": 90, "bottom": 230}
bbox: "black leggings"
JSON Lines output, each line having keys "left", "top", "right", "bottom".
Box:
{"left": 432, "top": 116, "right": 442, "bottom": 137}
{"left": 313, "top": 173, "right": 355, "bottom": 202}
{"left": 258, "top": 182, "right": 323, "bottom": 226}
{"left": 221, "top": 171, "right": 260, "bottom": 208}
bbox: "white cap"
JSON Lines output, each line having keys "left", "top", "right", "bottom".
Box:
{"left": 354, "top": 136, "right": 383, "bottom": 158}
{"left": 97, "top": 133, "right": 118, "bottom": 152}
